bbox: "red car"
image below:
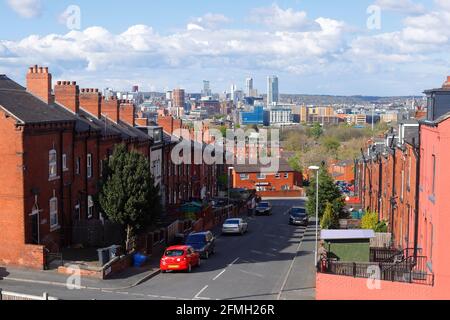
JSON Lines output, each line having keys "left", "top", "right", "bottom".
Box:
{"left": 160, "top": 245, "right": 201, "bottom": 273}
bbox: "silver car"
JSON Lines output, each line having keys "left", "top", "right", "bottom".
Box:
{"left": 222, "top": 218, "right": 248, "bottom": 235}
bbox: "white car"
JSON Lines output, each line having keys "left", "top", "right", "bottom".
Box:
{"left": 222, "top": 218, "right": 248, "bottom": 235}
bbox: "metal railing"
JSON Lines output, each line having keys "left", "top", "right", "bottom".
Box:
{"left": 0, "top": 289, "right": 58, "bottom": 300}
{"left": 321, "top": 256, "right": 434, "bottom": 286}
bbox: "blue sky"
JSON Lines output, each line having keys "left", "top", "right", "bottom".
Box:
{"left": 0, "top": 0, "right": 447, "bottom": 96}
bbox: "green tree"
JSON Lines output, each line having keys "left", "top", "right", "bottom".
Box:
{"left": 288, "top": 152, "right": 303, "bottom": 173}
{"left": 219, "top": 125, "right": 227, "bottom": 138}
{"left": 321, "top": 202, "right": 339, "bottom": 229}
{"left": 306, "top": 166, "right": 345, "bottom": 219}
{"left": 309, "top": 122, "right": 324, "bottom": 140}
{"left": 98, "top": 144, "right": 161, "bottom": 251}
{"left": 322, "top": 136, "right": 341, "bottom": 157}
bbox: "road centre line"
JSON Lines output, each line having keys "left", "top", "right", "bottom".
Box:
{"left": 212, "top": 257, "right": 240, "bottom": 281}
{"left": 194, "top": 285, "right": 209, "bottom": 300}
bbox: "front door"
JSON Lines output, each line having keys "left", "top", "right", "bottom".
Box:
{"left": 31, "top": 213, "right": 39, "bottom": 244}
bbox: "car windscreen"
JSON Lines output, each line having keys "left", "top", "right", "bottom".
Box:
{"left": 225, "top": 220, "right": 240, "bottom": 225}
{"left": 291, "top": 208, "right": 306, "bottom": 217}
{"left": 165, "top": 250, "right": 185, "bottom": 257}
{"left": 186, "top": 234, "right": 206, "bottom": 244}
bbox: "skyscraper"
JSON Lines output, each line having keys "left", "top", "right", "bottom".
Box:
{"left": 267, "top": 76, "right": 279, "bottom": 106}
{"left": 246, "top": 77, "right": 253, "bottom": 97}
{"left": 202, "top": 80, "right": 212, "bottom": 97}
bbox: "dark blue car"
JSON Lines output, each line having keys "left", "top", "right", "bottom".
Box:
{"left": 185, "top": 231, "right": 216, "bottom": 259}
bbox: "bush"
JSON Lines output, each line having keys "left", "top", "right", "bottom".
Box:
{"left": 321, "top": 202, "right": 339, "bottom": 229}
{"left": 361, "top": 211, "right": 387, "bottom": 232}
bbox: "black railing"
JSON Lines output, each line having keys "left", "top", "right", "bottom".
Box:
{"left": 321, "top": 256, "right": 434, "bottom": 286}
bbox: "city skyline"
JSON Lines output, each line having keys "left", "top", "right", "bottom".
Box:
{"left": 0, "top": 0, "right": 448, "bottom": 96}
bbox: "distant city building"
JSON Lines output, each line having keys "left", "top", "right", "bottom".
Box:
{"left": 267, "top": 76, "right": 279, "bottom": 106}
{"left": 246, "top": 77, "right": 254, "bottom": 97}
{"left": 166, "top": 90, "right": 172, "bottom": 101}
{"left": 240, "top": 105, "right": 265, "bottom": 126}
{"left": 202, "top": 80, "right": 212, "bottom": 97}
{"left": 173, "top": 88, "right": 185, "bottom": 109}
{"left": 132, "top": 85, "right": 139, "bottom": 93}
{"left": 264, "top": 107, "right": 292, "bottom": 126}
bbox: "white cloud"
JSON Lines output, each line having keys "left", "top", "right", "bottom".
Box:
{"left": 249, "top": 4, "right": 320, "bottom": 31}
{"left": 190, "top": 13, "right": 231, "bottom": 30}
{"left": 374, "top": 0, "right": 425, "bottom": 14}
{"left": 6, "top": 0, "right": 42, "bottom": 18}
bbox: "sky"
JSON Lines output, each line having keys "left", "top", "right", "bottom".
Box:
{"left": 0, "top": 0, "right": 448, "bottom": 96}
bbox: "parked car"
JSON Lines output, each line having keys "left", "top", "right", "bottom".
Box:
{"left": 160, "top": 245, "right": 201, "bottom": 273}
{"left": 222, "top": 218, "right": 248, "bottom": 235}
{"left": 289, "top": 207, "right": 309, "bottom": 226}
{"left": 255, "top": 202, "right": 273, "bottom": 216}
{"left": 185, "top": 231, "right": 216, "bottom": 259}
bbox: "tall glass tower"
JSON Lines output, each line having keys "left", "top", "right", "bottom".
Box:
{"left": 267, "top": 76, "right": 279, "bottom": 106}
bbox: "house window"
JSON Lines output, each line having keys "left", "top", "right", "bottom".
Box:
{"left": 240, "top": 174, "right": 249, "bottom": 180}
{"left": 49, "top": 197, "right": 58, "bottom": 229}
{"left": 275, "top": 173, "right": 281, "bottom": 179}
{"left": 87, "top": 154, "right": 93, "bottom": 179}
{"left": 407, "top": 155, "right": 412, "bottom": 190}
{"left": 49, "top": 149, "right": 57, "bottom": 178}
{"left": 257, "top": 173, "right": 266, "bottom": 180}
{"left": 87, "top": 196, "right": 94, "bottom": 219}
{"left": 62, "top": 154, "right": 68, "bottom": 171}
{"left": 284, "top": 173, "right": 289, "bottom": 179}
{"left": 76, "top": 157, "right": 81, "bottom": 175}
{"left": 282, "top": 185, "right": 290, "bottom": 191}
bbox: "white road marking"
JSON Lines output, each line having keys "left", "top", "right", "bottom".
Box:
{"left": 194, "top": 285, "right": 209, "bottom": 300}
{"left": 238, "top": 269, "right": 264, "bottom": 278}
{"left": 230, "top": 257, "right": 240, "bottom": 266}
{"left": 213, "top": 269, "right": 227, "bottom": 281}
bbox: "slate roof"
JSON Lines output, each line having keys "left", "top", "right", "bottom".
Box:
{"left": 0, "top": 75, "right": 76, "bottom": 124}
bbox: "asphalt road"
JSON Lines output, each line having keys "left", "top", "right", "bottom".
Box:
{"left": 0, "top": 199, "right": 316, "bottom": 300}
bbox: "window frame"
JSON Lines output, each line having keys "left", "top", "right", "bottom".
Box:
{"left": 49, "top": 197, "right": 59, "bottom": 230}
{"left": 49, "top": 149, "right": 57, "bottom": 179}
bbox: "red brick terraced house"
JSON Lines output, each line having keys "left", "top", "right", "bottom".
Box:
{"left": 317, "top": 77, "right": 450, "bottom": 300}
{"left": 0, "top": 66, "right": 222, "bottom": 269}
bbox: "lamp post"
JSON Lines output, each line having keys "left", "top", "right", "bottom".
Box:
{"left": 309, "top": 165, "right": 320, "bottom": 267}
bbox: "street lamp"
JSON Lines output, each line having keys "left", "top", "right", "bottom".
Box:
{"left": 309, "top": 165, "right": 320, "bottom": 267}
{"left": 227, "top": 166, "right": 235, "bottom": 206}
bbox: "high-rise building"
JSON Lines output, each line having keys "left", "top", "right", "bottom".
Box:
{"left": 202, "top": 80, "right": 212, "bottom": 97}
{"left": 230, "top": 84, "right": 237, "bottom": 102}
{"left": 267, "top": 76, "right": 279, "bottom": 106}
{"left": 246, "top": 77, "right": 253, "bottom": 97}
{"left": 173, "top": 88, "right": 185, "bottom": 109}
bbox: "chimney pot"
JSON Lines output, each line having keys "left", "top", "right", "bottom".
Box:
{"left": 72, "top": 81, "right": 76, "bottom": 85}
{"left": 28, "top": 67, "right": 33, "bottom": 73}
{"left": 33, "top": 65, "right": 38, "bottom": 73}
{"left": 44, "top": 67, "right": 48, "bottom": 74}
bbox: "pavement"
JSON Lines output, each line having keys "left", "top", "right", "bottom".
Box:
{"left": 0, "top": 199, "right": 316, "bottom": 300}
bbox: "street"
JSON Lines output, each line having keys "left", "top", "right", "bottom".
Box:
{"left": 0, "top": 199, "right": 316, "bottom": 300}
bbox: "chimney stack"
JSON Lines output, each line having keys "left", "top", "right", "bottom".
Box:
{"left": 119, "top": 100, "right": 136, "bottom": 127}
{"left": 54, "top": 81, "right": 80, "bottom": 114}
{"left": 80, "top": 88, "right": 101, "bottom": 118}
{"left": 101, "top": 96, "right": 120, "bottom": 123}
{"left": 443, "top": 76, "right": 450, "bottom": 89}
{"left": 26, "top": 65, "right": 53, "bottom": 104}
